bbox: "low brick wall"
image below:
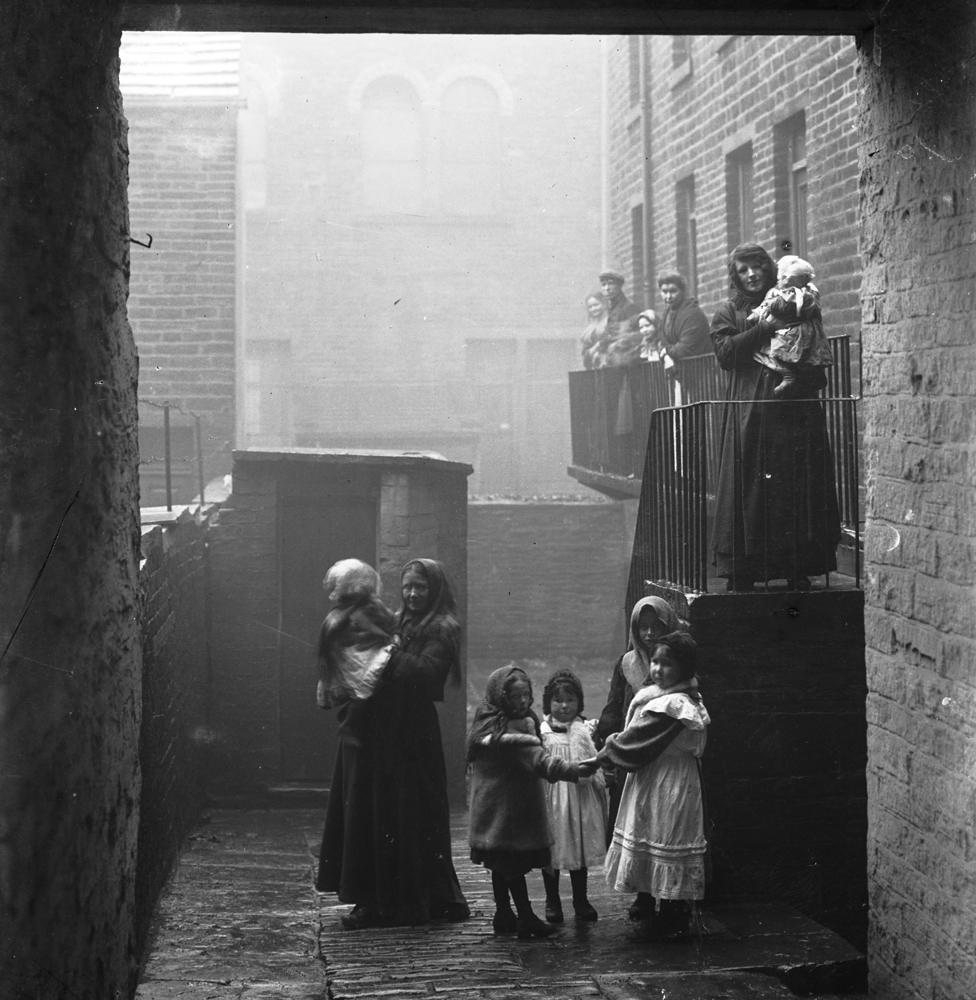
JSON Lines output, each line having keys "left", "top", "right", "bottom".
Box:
{"left": 135, "top": 510, "right": 213, "bottom": 958}
{"left": 467, "top": 500, "right": 634, "bottom": 664}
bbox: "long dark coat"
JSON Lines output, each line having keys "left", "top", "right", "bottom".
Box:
{"left": 709, "top": 298, "right": 841, "bottom": 583}
{"left": 316, "top": 616, "right": 467, "bottom": 923}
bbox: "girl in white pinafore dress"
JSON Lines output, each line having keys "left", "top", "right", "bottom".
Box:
{"left": 539, "top": 670, "right": 608, "bottom": 923}
{"left": 597, "top": 631, "right": 710, "bottom": 939}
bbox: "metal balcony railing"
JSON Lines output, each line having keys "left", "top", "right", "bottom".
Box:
{"left": 567, "top": 337, "right": 861, "bottom": 597}
{"left": 624, "top": 395, "right": 861, "bottom": 603}
{"left": 568, "top": 336, "right": 856, "bottom": 486}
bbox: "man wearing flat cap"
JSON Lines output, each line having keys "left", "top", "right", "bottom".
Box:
{"left": 599, "top": 269, "right": 642, "bottom": 365}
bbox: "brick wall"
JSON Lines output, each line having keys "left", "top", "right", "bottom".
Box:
{"left": 468, "top": 500, "right": 632, "bottom": 665}
{"left": 0, "top": 3, "right": 143, "bottom": 997}
{"left": 689, "top": 589, "right": 867, "bottom": 947}
{"left": 127, "top": 102, "right": 238, "bottom": 498}
{"left": 858, "top": 6, "right": 976, "bottom": 997}
{"left": 135, "top": 512, "right": 212, "bottom": 957}
{"left": 607, "top": 35, "right": 860, "bottom": 341}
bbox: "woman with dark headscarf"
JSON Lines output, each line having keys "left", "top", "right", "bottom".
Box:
{"left": 316, "top": 557, "right": 469, "bottom": 929}
{"left": 710, "top": 243, "right": 841, "bottom": 592}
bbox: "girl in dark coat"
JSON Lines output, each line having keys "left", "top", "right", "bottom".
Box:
{"left": 316, "top": 558, "right": 469, "bottom": 929}
{"left": 710, "top": 243, "right": 841, "bottom": 592}
{"left": 467, "top": 665, "right": 593, "bottom": 938}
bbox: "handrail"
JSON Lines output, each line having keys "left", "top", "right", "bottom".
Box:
{"left": 568, "top": 335, "right": 859, "bottom": 486}
{"left": 625, "top": 395, "right": 860, "bottom": 602}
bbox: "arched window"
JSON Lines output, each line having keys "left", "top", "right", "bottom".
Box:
{"left": 361, "top": 76, "right": 423, "bottom": 214}
{"left": 440, "top": 77, "right": 501, "bottom": 216}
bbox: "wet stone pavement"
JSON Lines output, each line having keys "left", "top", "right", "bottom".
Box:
{"left": 135, "top": 808, "right": 866, "bottom": 1000}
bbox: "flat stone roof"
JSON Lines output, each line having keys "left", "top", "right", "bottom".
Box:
{"left": 232, "top": 447, "right": 473, "bottom": 476}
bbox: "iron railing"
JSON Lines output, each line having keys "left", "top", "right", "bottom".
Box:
{"left": 568, "top": 336, "right": 857, "bottom": 484}
{"left": 625, "top": 394, "right": 861, "bottom": 602}
{"left": 139, "top": 399, "right": 208, "bottom": 511}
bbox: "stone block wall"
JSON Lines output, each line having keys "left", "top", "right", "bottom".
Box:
{"left": 0, "top": 4, "right": 143, "bottom": 998}
{"left": 858, "top": 5, "right": 976, "bottom": 997}
{"left": 135, "top": 512, "right": 212, "bottom": 957}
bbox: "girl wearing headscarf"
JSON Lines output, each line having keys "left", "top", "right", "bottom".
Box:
{"left": 596, "top": 631, "right": 710, "bottom": 940}
{"left": 316, "top": 558, "right": 469, "bottom": 930}
{"left": 710, "top": 243, "right": 841, "bottom": 592}
{"left": 466, "top": 665, "right": 592, "bottom": 938}
{"left": 596, "top": 596, "right": 687, "bottom": 747}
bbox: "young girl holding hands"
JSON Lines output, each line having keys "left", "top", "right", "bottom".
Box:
{"left": 594, "top": 630, "right": 710, "bottom": 940}
{"left": 539, "top": 670, "right": 608, "bottom": 923}
{"left": 467, "top": 665, "right": 595, "bottom": 939}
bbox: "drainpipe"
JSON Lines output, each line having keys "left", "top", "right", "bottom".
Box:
{"left": 600, "top": 35, "right": 610, "bottom": 264}
{"left": 640, "top": 36, "right": 655, "bottom": 311}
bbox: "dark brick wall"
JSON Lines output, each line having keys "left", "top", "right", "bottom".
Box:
{"left": 0, "top": 3, "right": 143, "bottom": 998}
{"left": 135, "top": 513, "right": 212, "bottom": 958}
{"left": 858, "top": 5, "right": 976, "bottom": 996}
{"left": 689, "top": 590, "right": 867, "bottom": 948}
{"left": 127, "top": 102, "right": 238, "bottom": 499}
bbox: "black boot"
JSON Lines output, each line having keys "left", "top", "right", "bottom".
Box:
{"left": 628, "top": 891, "right": 654, "bottom": 920}
{"left": 542, "top": 868, "right": 563, "bottom": 923}
{"left": 570, "top": 868, "right": 597, "bottom": 921}
{"left": 490, "top": 871, "right": 517, "bottom": 934}
{"left": 509, "top": 874, "right": 557, "bottom": 939}
{"left": 658, "top": 899, "right": 691, "bottom": 939}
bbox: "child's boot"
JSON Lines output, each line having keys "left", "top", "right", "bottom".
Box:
{"left": 542, "top": 868, "right": 564, "bottom": 923}
{"left": 658, "top": 899, "right": 691, "bottom": 939}
{"left": 627, "top": 891, "right": 654, "bottom": 921}
{"left": 509, "top": 874, "right": 557, "bottom": 939}
{"left": 490, "top": 871, "right": 517, "bottom": 934}
{"left": 570, "top": 868, "right": 598, "bottom": 921}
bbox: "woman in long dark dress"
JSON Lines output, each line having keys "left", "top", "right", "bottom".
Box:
{"left": 316, "top": 557, "right": 469, "bottom": 929}
{"left": 710, "top": 243, "right": 841, "bottom": 592}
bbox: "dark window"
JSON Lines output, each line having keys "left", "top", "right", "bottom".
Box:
{"left": 725, "top": 142, "right": 754, "bottom": 250}
{"left": 775, "top": 113, "right": 808, "bottom": 256}
{"left": 675, "top": 176, "right": 698, "bottom": 295}
{"left": 628, "top": 36, "right": 642, "bottom": 106}
{"left": 672, "top": 36, "right": 692, "bottom": 69}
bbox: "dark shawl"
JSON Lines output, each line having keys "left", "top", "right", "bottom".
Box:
{"left": 709, "top": 245, "right": 841, "bottom": 582}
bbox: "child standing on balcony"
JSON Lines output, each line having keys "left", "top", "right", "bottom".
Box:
{"left": 749, "top": 253, "right": 834, "bottom": 398}
{"left": 539, "top": 669, "right": 608, "bottom": 923}
{"left": 593, "top": 631, "right": 710, "bottom": 940}
{"left": 467, "top": 664, "right": 596, "bottom": 938}
{"left": 314, "top": 558, "right": 396, "bottom": 710}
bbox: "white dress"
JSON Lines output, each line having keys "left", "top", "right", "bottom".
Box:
{"left": 604, "top": 691, "right": 710, "bottom": 900}
{"left": 541, "top": 717, "right": 609, "bottom": 871}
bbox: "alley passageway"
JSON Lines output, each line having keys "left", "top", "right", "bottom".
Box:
{"left": 136, "top": 807, "right": 865, "bottom": 1000}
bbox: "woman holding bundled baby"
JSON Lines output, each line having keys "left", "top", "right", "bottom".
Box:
{"left": 316, "top": 557, "right": 469, "bottom": 930}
